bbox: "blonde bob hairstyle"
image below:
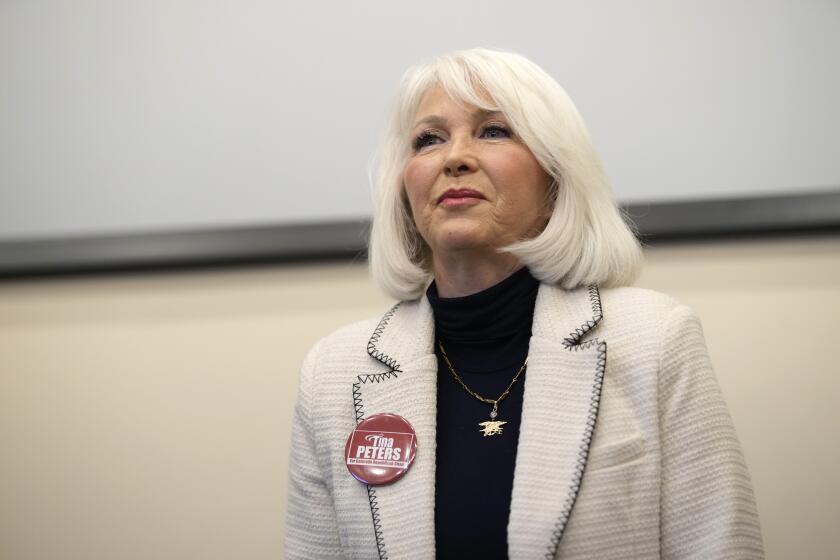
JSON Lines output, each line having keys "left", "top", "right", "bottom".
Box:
{"left": 368, "top": 48, "right": 642, "bottom": 301}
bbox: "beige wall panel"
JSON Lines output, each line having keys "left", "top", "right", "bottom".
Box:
{"left": 0, "top": 263, "right": 392, "bottom": 560}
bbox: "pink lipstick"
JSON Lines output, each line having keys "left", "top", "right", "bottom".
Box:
{"left": 437, "top": 188, "right": 485, "bottom": 207}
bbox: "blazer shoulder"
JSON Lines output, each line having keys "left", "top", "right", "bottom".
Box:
{"left": 304, "top": 314, "right": 383, "bottom": 367}
{"left": 599, "top": 286, "right": 682, "bottom": 311}
{"left": 299, "top": 302, "right": 408, "bottom": 382}
{"left": 320, "top": 316, "right": 382, "bottom": 350}
{"left": 597, "top": 286, "right": 695, "bottom": 337}
{"left": 314, "top": 298, "right": 424, "bottom": 349}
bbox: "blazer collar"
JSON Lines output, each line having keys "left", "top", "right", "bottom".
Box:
{"left": 367, "top": 282, "right": 603, "bottom": 364}
{"left": 354, "top": 283, "right": 606, "bottom": 560}
{"left": 366, "top": 293, "right": 436, "bottom": 372}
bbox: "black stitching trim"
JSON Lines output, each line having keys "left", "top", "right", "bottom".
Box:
{"left": 352, "top": 371, "right": 398, "bottom": 559}
{"left": 352, "top": 381, "right": 364, "bottom": 424}
{"left": 352, "top": 373, "right": 396, "bottom": 559}
{"left": 366, "top": 303, "right": 402, "bottom": 370}
{"left": 545, "top": 340, "right": 607, "bottom": 559}
{"left": 352, "top": 372, "right": 400, "bottom": 424}
{"left": 361, "top": 371, "right": 400, "bottom": 384}
{"left": 354, "top": 303, "right": 405, "bottom": 560}
{"left": 562, "top": 285, "right": 604, "bottom": 348}
{"left": 545, "top": 285, "right": 605, "bottom": 557}
{"left": 367, "top": 485, "right": 388, "bottom": 560}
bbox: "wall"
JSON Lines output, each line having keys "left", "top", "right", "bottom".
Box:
{"left": 1, "top": 235, "right": 838, "bottom": 559}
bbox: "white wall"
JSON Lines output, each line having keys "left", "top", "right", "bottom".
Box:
{"left": 1, "top": 235, "right": 838, "bottom": 559}
{"left": 2, "top": 0, "right": 839, "bottom": 239}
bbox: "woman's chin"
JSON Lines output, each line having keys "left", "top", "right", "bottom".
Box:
{"left": 429, "top": 228, "right": 493, "bottom": 254}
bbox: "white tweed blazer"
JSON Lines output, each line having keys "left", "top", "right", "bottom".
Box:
{"left": 285, "top": 284, "right": 764, "bottom": 559}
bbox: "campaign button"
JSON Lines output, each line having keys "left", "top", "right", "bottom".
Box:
{"left": 345, "top": 413, "right": 417, "bottom": 486}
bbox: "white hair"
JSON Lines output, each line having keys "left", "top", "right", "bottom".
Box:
{"left": 368, "top": 48, "right": 642, "bottom": 301}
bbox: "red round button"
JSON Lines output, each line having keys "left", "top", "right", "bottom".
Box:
{"left": 345, "top": 413, "right": 417, "bottom": 486}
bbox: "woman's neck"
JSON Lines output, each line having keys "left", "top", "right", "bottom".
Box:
{"left": 431, "top": 251, "right": 524, "bottom": 298}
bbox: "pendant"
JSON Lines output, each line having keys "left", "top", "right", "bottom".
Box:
{"left": 478, "top": 401, "right": 506, "bottom": 436}
{"left": 479, "top": 420, "right": 507, "bottom": 437}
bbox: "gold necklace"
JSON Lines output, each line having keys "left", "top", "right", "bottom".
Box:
{"left": 438, "top": 340, "right": 527, "bottom": 437}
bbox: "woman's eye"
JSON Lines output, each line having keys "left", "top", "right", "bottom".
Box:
{"left": 481, "top": 124, "right": 511, "bottom": 139}
{"left": 413, "top": 131, "right": 442, "bottom": 151}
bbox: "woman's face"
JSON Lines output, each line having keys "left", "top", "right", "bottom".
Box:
{"left": 402, "top": 86, "right": 553, "bottom": 261}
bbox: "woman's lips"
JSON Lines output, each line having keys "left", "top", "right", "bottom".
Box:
{"left": 437, "top": 188, "right": 485, "bottom": 207}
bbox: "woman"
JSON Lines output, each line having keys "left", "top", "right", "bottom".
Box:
{"left": 285, "top": 48, "right": 763, "bottom": 559}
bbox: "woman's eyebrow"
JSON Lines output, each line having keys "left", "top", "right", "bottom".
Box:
{"left": 412, "top": 109, "right": 504, "bottom": 130}
{"left": 412, "top": 115, "right": 447, "bottom": 129}
{"left": 474, "top": 109, "right": 503, "bottom": 120}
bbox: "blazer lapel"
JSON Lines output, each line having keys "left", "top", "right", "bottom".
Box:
{"left": 352, "top": 297, "right": 438, "bottom": 560}
{"left": 508, "top": 285, "right": 607, "bottom": 560}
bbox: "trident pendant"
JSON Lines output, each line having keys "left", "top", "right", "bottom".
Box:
{"left": 478, "top": 420, "right": 507, "bottom": 436}
{"left": 479, "top": 401, "right": 506, "bottom": 436}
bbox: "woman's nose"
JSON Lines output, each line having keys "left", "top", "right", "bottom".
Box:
{"left": 443, "top": 137, "right": 478, "bottom": 177}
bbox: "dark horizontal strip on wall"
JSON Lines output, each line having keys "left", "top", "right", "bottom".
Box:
{"left": 626, "top": 189, "right": 840, "bottom": 241}
{"left": 0, "top": 221, "right": 371, "bottom": 278}
{"left": 1, "top": 189, "right": 838, "bottom": 278}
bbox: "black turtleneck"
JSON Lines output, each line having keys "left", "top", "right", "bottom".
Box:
{"left": 427, "top": 267, "right": 540, "bottom": 559}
